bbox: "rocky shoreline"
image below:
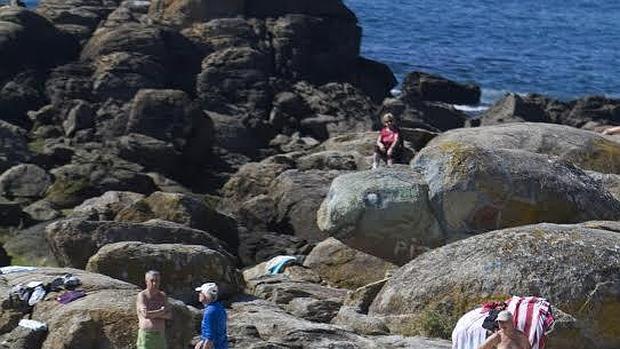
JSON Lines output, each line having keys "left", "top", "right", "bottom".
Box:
{"left": 0, "top": 1, "right": 619, "bottom": 348}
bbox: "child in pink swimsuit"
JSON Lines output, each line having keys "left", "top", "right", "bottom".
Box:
{"left": 373, "top": 113, "right": 401, "bottom": 169}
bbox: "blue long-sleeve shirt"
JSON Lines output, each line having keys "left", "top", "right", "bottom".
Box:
{"left": 201, "top": 301, "right": 228, "bottom": 349}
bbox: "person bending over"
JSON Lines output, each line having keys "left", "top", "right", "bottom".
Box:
{"left": 373, "top": 113, "right": 401, "bottom": 169}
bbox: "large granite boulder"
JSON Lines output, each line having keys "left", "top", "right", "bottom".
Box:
{"left": 1, "top": 220, "right": 58, "bottom": 266}
{"left": 126, "top": 89, "right": 200, "bottom": 146}
{"left": 86, "top": 241, "right": 243, "bottom": 304}
{"left": 419, "top": 123, "right": 620, "bottom": 175}
{"left": 270, "top": 169, "right": 343, "bottom": 242}
{"left": 81, "top": 23, "right": 200, "bottom": 97}
{"left": 401, "top": 71, "right": 481, "bottom": 105}
{"left": 44, "top": 161, "right": 157, "bottom": 208}
{"left": 70, "top": 191, "right": 145, "bottom": 220}
{"left": 0, "top": 70, "right": 46, "bottom": 128}
{"left": 45, "top": 218, "right": 231, "bottom": 268}
{"left": 0, "top": 7, "right": 78, "bottom": 80}
{"left": 91, "top": 52, "right": 166, "bottom": 101}
{"left": 303, "top": 238, "right": 397, "bottom": 289}
{"left": 413, "top": 141, "right": 620, "bottom": 237}
{"left": 368, "top": 222, "right": 620, "bottom": 349}
{"left": 36, "top": 0, "right": 122, "bottom": 42}
{"left": 228, "top": 298, "right": 451, "bottom": 349}
{"left": 115, "top": 191, "right": 239, "bottom": 249}
{"left": 317, "top": 166, "right": 443, "bottom": 265}
{"left": 317, "top": 124, "right": 620, "bottom": 264}
{"left": 0, "top": 267, "right": 193, "bottom": 349}
{"left": 0, "top": 164, "right": 51, "bottom": 199}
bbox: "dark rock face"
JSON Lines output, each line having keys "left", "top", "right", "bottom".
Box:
{"left": 0, "top": 7, "right": 79, "bottom": 80}
{"left": 0, "top": 121, "right": 32, "bottom": 174}
{"left": 0, "top": 70, "right": 46, "bottom": 128}
{"left": 402, "top": 71, "right": 481, "bottom": 105}
{"left": 36, "top": 0, "right": 123, "bottom": 43}
{"left": 380, "top": 97, "right": 468, "bottom": 133}
{"left": 481, "top": 93, "right": 620, "bottom": 129}
{"left": 0, "top": 244, "right": 11, "bottom": 267}
{"left": 45, "top": 218, "right": 231, "bottom": 268}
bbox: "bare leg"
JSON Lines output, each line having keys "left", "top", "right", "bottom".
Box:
{"left": 387, "top": 157, "right": 393, "bottom": 166}
{"left": 372, "top": 153, "right": 380, "bottom": 169}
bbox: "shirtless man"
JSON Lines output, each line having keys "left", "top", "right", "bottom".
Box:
{"left": 478, "top": 310, "right": 531, "bottom": 349}
{"left": 136, "top": 270, "right": 172, "bottom": 349}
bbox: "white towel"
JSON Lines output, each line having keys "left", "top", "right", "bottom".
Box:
{"left": 452, "top": 307, "right": 487, "bottom": 349}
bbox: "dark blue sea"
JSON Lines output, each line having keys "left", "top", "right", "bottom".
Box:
{"left": 344, "top": 0, "right": 620, "bottom": 107}
{"left": 22, "top": 0, "right": 620, "bottom": 107}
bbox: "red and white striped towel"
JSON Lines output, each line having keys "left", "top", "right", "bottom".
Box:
{"left": 505, "top": 296, "right": 555, "bottom": 349}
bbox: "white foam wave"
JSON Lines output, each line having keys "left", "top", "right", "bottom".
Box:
{"left": 453, "top": 104, "right": 488, "bottom": 113}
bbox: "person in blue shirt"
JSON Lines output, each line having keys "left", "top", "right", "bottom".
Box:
{"left": 194, "top": 282, "right": 228, "bottom": 349}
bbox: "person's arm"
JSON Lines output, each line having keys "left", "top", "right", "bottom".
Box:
{"left": 136, "top": 292, "right": 147, "bottom": 318}
{"left": 158, "top": 294, "right": 172, "bottom": 320}
{"left": 136, "top": 292, "right": 170, "bottom": 319}
{"left": 478, "top": 332, "right": 500, "bottom": 349}
{"left": 602, "top": 126, "right": 620, "bottom": 135}
{"left": 200, "top": 307, "right": 215, "bottom": 348}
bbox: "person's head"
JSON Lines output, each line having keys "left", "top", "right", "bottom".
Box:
{"left": 496, "top": 310, "right": 514, "bottom": 331}
{"left": 382, "top": 113, "right": 396, "bottom": 128}
{"left": 144, "top": 270, "right": 161, "bottom": 291}
{"left": 196, "top": 282, "right": 218, "bottom": 304}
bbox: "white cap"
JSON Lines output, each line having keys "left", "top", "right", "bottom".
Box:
{"left": 195, "top": 282, "right": 218, "bottom": 296}
{"left": 496, "top": 310, "right": 513, "bottom": 322}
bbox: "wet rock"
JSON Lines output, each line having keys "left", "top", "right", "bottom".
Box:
{"left": 86, "top": 241, "right": 243, "bottom": 303}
